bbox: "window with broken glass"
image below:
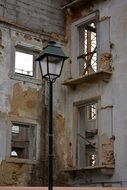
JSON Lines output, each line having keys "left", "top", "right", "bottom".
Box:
{"left": 11, "top": 123, "right": 36, "bottom": 160}
{"left": 78, "top": 19, "right": 97, "bottom": 75}
{"left": 77, "top": 102, "right": 99, "bottom": 168}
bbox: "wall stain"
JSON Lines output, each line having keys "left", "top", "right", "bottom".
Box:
{"left": 101, "top": 133, "right": 115, "bottom": 166}
{"left": 0, "top": 161, "right": 32, "bottom": 186}
{"left": 10, "top": 83, "right": 42, "bottom": 119}
{"left": 99, "top": 53, "right": 112, "bottom": 71}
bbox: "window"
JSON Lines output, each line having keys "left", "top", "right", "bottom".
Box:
{"left": 10, "top": 43, "right": 41, "bottom": 81}
{"left": 15, "top": 51, "right": 34, "bottom": 76}
{"left": 14, "top": 45, "right": 38, "bottom": 78}
{"left": 71, "top": 11, "right": 111, "bottom": 80}
{"left": 11, "top": 123, "right": 36, "bottom": 160}
{"left": 77, "top": 101, "right": 99, "bottom": 168}
{"left": 78, "top": 18, "right": 98, "bottom": 75}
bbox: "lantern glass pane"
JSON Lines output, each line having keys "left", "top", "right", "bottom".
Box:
{"left": 40, "top": 57, "right": 48, "bottom": 76}
{"left": 48, "top": 56, "right": 63, "bottom": 76}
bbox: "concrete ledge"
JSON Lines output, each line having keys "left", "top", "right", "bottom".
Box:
{"left": 0, "top": 188, "right": 126, "bottom": 190}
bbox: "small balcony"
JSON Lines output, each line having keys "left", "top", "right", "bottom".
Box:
{"left": 62, "top": 70, "right": 112, "bottom": 87}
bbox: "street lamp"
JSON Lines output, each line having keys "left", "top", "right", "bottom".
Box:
{"left": 36, "top": 41, "right": 68, "bottom": 190}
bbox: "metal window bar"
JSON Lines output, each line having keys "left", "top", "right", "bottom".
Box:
{"left": 15, "top": 68, "right": 33, "bottom": 76}
{"left": 77, "top": 133, "right": 96, "bottom": 148}
{"left": 77, "top": 133, "right": 98, "bottom": 166}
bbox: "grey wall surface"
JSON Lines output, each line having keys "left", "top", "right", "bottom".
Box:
{"left": 52, "top": 0, "right": 127, "bottom": 187}
{"left": 0, "top": 0, "right": 64, "bottom": 35}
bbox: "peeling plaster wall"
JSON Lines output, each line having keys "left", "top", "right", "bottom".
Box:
{"left": 10, "top": 83, "right": 42, "bottom": 119}
{"left": 2, "top": 0, "right": 127, "bottom": 187}
{"left": 51, "top": 0, "right": 127, "bottom": 187}
{"left": 0, "top": 25, "right": 45, "bottom": 186}
{"left": 0, "top": 160, "right": 32, "bottom": 186}
{"left": 0, "top": 0, "right": 66, "bottom": 184}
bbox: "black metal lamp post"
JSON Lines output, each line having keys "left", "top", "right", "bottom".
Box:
{"left": 36, "top": 41, "right": 68, "bottom": 190}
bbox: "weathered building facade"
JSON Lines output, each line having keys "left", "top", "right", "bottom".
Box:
{"left": 60, "top": 0, "right": 127, "bottom": 187}
{"left": 0, "top": 0, "right": 127, "bottom": 188}
{"left": 0, "top": 0, "right": 65, "bottom": 186}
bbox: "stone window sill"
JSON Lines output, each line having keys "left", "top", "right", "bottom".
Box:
{"left": 6, "top": 157, "right": 36, "bottom": 165}
{"left": 62, "top": 71, "right": 112, "bottom": 87}
{"left": 9, "top": 73, "right": 42, "bottom": 85}
{"left": 64, "top": 165, "right": 115, "bottom": 176}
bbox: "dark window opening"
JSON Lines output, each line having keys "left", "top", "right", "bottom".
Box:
{"left": 11, "top": 123, "right": 36, "bottom": 160}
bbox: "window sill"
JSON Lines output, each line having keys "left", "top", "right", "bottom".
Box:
{"left": 62, "top": 71, "right": 112, "bottom": 87}
{"left": 64, "top": 165, "right": 114, "bottom": 176}
{"left": 9, "top": 73, "right": 42, "bottom": 85}
{"left": 5, "top": 157, "right": 37, "bottom": 165}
